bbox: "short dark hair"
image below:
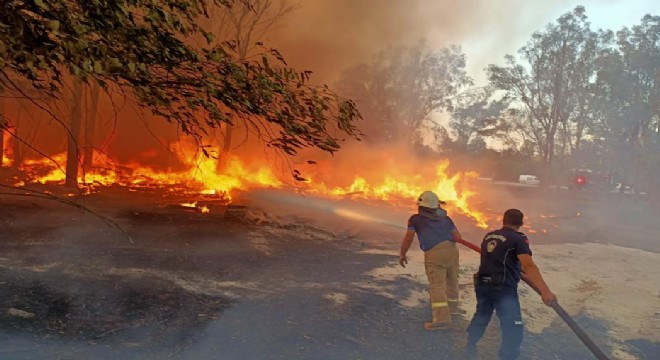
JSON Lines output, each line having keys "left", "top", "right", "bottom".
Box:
{"left": 503, "top": 209, "right": 524, "bottom": 226}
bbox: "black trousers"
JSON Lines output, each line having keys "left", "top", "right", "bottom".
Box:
{"left": 466, "top": 282, "right": 524, "bottom": 360}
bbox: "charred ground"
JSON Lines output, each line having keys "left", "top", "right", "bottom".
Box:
{"left": 0, "top": 185, "right": 657, "bottom": 359}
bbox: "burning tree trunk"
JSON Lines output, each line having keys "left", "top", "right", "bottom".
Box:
{"left": 65, "top": 79, "right": 83, "bottom": 188}
{"left": 0, "top": 96, "right": 4, "bottom": 168}
{"left": 11, "top": 109, "right": 23, "bottom": 170}
{"left": 0, "top": 132, "right": 3, "bottom": 168}
{"left": 217, "top": 124, "right": 234, "bottom": 170}
{"left": 209, "top": 0, "right": 302, "bottom": 171}
{"left": 83, "top": 83, "right": 101, "bottom": 170}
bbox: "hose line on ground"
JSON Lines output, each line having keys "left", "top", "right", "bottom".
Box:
{"left": 455, "top": 239, "right": 610, "bottom": 360}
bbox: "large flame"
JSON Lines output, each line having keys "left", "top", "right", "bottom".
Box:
{"left": 11, "top": 145, "right": 488, "bottom": 228}
{"left": 304, "top": 160, "right": 487, "bottom": 228}
{"left": 21, "top": 151, "right": 282, "bottom": 199}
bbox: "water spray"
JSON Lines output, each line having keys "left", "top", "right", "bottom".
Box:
{"left": 332, "top": 207, "right": 406, "bottom": 229}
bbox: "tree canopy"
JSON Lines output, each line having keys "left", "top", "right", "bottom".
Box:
{"left": 590, "top": 14, "right": 660, "bottom": 188}
{"left": 0, "top": 0, "right": 361, "bottom": 156}
{"left": 447, "top": 87, "right": 509, "bottom": 151}
{"left": 487, "top": 6, "right": 598, "bottom": 166}
{"left": 484, "top": 7, "right": 659, "bottom": 190}
{"left": 336, "top": 42, "right": 471, "bottom": 144}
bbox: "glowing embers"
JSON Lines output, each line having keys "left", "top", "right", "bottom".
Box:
{"left": 179, "top": 201, "right": 210, "bottom": 213}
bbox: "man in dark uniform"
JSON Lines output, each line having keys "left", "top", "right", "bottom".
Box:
{"left": 466, "top": 209, "right": 557, "bottom": 359}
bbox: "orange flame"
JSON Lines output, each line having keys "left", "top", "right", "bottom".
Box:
{"left": 14, "top": 147, "right": 488, "bottom": 228}
{"left": 2, "top": 130, "right": 13, "bottom": 167}
{"left": 179, "top": 201, "right": 210, "bottom": 213}
{"left": 18, "top": 150, "right": 282, "bottom": 199}
{"left": 305, "top": 160, "right": 488, "bottom": 228}
{"left": 186, "top": 153, "right": 282, "bottom": 197}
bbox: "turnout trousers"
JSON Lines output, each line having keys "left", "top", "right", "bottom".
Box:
{"left": 466, "top": 282, "right": 524, "bottom": 360}
{"left": 423, "top": 241, "right": 460, "bottom": 324}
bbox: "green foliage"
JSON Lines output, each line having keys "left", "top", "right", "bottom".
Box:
{"left": 593, "top": 15, "right": 659, "bottom": 147}
{"left": 448, "top": 87, "right": 510, "bottom": 151}
{"left": 488, "top": 7, "right": 659, "bottom": 192}
{"left": 488, "top": 6, "right": 599, "bottom": 165}
{"left": 336, "top": 42, "right": 471, "bottom": 144}
{"left": 0, "top": 0, "right": 361, "bottom": 155}
{"left": 591, "top": 14, "right": 660, "bottom": 187}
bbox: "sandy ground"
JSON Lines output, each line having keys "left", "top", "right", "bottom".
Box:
{"left": 252, "top": 186, "right": 660, "bottom": 359}
{"left": 0, "top": 185, "right": 658, "bottom": 359}
{"left": 362, "top": 243, "right": 659, "bottom": 360}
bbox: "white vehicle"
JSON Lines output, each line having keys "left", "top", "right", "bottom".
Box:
{"left": 519, "top": 175, "right": 540, "bottom": 185}
{"left": 611, "top": 183, "right": 637, "bottom": 195}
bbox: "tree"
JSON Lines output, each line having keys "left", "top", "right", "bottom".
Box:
{"left": 209, "top": 0, "right": 301, "bottom": 59}
{"left": 207, "top": 0, "right": 302, "bottom": 168}
{"left": 337, "top": 42, "right": 471, "bottom": 144}
{"left": 65, "top": 79, "right": 83, "bottom": 187}
{"left": 0, "top": 96, "right": 4, "bottom": 167}
{"left": 0, "top": 0, "right": 361, "bottom": 186}
{"left": 448, "top": 87, "right": 509, "bottom": 151}
{"left": 591, "top": 15, "right": 660, "bottom": 193}
{"left": 7, "top": 91, "right": 45, "bottom": 171}
{"left": 82, "top": 83, "right": 101, "bottom": 170}
{"left": 488, "top": 6, "right": 598, "bottom": 174}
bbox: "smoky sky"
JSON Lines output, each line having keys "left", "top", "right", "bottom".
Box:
{"left": 268, "top": 0, "right": 656, "bottom": 86}
{"left": 4, "top": 0, "right": 655, "bottom": 166}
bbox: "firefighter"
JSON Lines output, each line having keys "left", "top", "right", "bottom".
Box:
{"left": 465, "top": 209, "right": 557, "bottom": 359}
{"left": 399, "top": 191, "right": 463, "bottom": 330}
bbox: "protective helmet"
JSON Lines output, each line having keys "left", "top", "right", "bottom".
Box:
{"left": 417, "top": 191, "right": 440, "bottom": 209}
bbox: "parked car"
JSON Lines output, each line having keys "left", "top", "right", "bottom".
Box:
{"left": 611, "top": 183, "right": 637, "bottom": 195}
{"left": 519, "top": 175, "right": 540, "bottom": 185}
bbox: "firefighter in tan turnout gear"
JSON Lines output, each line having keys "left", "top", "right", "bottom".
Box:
{"left": 399, "top": 191, "right": 464, "bottom": 330}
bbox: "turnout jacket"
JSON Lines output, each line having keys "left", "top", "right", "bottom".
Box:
{"left": 407, "top": 206, "right": 457, "bottom": 251}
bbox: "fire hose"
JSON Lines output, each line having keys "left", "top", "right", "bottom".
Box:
{"left": 454, "top": 238, "right": 610, "bottom": 360}
{"left": 270, "top": 199, "right": 611, "bottom": 359}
